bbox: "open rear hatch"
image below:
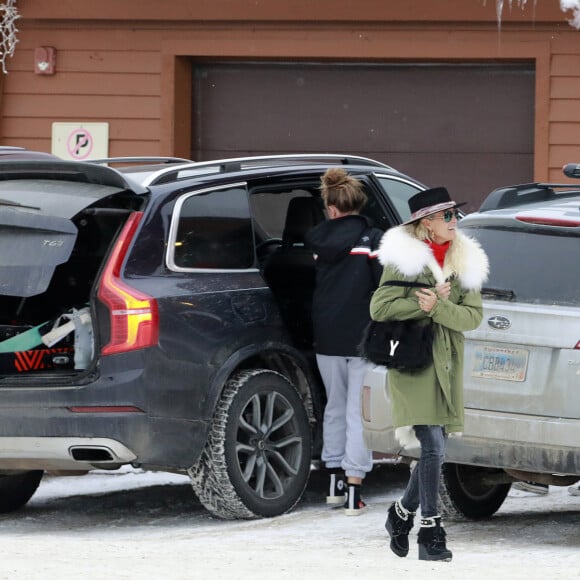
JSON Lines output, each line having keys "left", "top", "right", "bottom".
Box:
{"left": 0, "top": 160, "right": 147, "bottom": 377}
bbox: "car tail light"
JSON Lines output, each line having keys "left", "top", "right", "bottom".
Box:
{"left": 515, "top": 215, "right": 580, "bottom": 227}
{"left": 97, "top": 212, "right": 159, "bottom": 355}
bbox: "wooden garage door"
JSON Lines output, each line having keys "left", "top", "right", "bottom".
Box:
{"left": 192, "top": 63, "right": 534, "bottom": 211}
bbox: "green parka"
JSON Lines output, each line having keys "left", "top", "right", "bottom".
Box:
{"left": 369, "top": 225, "right": 488, "bottom": 436}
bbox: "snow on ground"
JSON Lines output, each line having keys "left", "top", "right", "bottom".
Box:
{"left": 0, "top": 464, "right": 578, "bottom": 580}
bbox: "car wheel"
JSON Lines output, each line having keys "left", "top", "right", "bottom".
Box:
{"left": 0, "top": 470, "right": 44, "bottom": 513}
{"left": 439, "top": 463, "right": 511, "bottom": 520}
{"left": 190, "top": 369, "right": 312, "bottom": 520}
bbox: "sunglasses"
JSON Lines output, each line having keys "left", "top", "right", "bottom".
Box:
{"left": 430, "top": 209, "right": 460, "bottom": 223}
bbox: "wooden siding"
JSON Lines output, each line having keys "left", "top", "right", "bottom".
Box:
{"left": 0, "top": 2, "right": 579, "bottom": 183}
{"left": 17, "top": 0, "right": 570, "bottom": 24}
{"left": 548, "top": 40, "right": 580, "bottom": 181}
{"left": 2, "top": 26, "right": 163, "bottom": 153}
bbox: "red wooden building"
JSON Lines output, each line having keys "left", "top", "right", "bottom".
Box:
{"left": 2, "top": 0, "right": 580, "bottom": 206}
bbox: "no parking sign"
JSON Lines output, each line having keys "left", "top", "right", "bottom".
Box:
{"left": 51, "top": 122, "right": 109, "bottom": 161}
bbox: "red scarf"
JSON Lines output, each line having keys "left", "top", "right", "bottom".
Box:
{"left": 424, "top": 239, "right": 450, "bottom": 268}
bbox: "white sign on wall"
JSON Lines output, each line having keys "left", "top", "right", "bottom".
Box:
{"left": 51, "top": 122, "right": 109, "bottom": 161}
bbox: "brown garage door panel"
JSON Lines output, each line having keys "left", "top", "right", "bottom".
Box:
{"left": 384, "top": 152, "right": 534, "bottom": 213}
{"left": 192, "top": 62, "right": 534, "bottom": 208}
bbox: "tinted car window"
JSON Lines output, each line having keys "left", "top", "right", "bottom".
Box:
{"left": 462, "top": 226, "right": 580, "bottom": 306}
{"left": 172, "top": 185, "right": 254, "bottom": 269}
{"left": 375, "top": 175, "right": 422, "bottom": 222}
{"left": 250, "top": 189, "right": 315, "bottom": 239}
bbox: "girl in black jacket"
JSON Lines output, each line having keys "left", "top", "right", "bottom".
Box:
{"left": 305, "top": 168, "right": 383, "bottom": 515}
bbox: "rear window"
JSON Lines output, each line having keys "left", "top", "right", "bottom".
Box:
{"left": 171, "top": 185, "right": 254, "bottom": 270}
{"left": 461, "top": 226, "right": 580, "bottom": 306}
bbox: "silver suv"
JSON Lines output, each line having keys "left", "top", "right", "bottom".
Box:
{"left": 362, "top": 165, "right": 580, "bottom": 519}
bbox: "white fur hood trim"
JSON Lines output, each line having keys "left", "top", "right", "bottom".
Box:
{"left": 376, "top": 226, "right": 489, "bottom": 290}
{"left": 395, "top": 426, "right": 462, "bottom": 451}
{"left": 395, "top": 427, "right": 420, "bottom": 451}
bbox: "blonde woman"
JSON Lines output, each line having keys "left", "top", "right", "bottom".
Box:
{"left": 370, "top": 187, "right": 488, "bottom": 560}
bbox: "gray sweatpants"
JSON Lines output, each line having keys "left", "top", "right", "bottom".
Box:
{"left": 316, "top": 354, "right": 373, "bottom": 479}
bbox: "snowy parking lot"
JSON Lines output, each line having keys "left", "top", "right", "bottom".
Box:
{"left": 0, "top": 464, "right": 577, "bottom": 580}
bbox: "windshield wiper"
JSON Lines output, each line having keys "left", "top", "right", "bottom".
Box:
{"left": 482, "top": 287, "right": 516, "bottom": 300}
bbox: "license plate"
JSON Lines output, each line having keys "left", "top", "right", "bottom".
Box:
{"left": 470, "top": 346, "right": 529, "bottom": 382}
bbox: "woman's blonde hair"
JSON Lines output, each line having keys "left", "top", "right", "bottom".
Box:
{"left": 407, "top": 220, "right": 430, "bottom": 241}
{"left": 320, "top": 167, "right": 367, "bottom": 214}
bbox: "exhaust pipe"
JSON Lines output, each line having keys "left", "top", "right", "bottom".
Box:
{"left": 69, "top": 446, "right": 116, "bottom": 462}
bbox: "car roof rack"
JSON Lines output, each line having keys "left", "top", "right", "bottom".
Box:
{"left": 0, "top": 146, "right": 25, "bottom": 152}
{"left": 133, "top": 154, "right": 394, "bottom": 186}
{"left": 479, "top": 182, "right": 580, "bottom": 212}
{"left": 86, "top": 156, "right": 193, "bottom": 165}
{"left": 480, "top": 162, "right": 580, "bottom": 212}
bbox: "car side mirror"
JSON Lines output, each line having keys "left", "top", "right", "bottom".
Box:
{"left": 562, "top": 163, "right": 580, "bottom": 179}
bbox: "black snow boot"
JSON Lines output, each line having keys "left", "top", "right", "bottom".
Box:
{"left": 385, "top": 500, "right": 415, "bottom": 557}
{"left": 417, "top": 516, "right": 452, "bottom": 562}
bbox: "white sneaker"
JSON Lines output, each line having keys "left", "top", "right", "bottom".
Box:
{"left": 568, "top": 484, "right": 580, "bottom": 497}
{"left": 512, "top": 481, "right": 549, "bottom": 495}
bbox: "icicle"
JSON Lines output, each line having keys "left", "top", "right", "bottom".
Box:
{"left": 496, "top": 0, "right": 542, "bottom": 31}
{"left": 496, "top": 0, "right": 504, "bottom": 32}
{"left": 560, "top": 0, "right": 580, "bottom": 29}
{"left": 496, "top": 0, "right": 579, "bottom": 31}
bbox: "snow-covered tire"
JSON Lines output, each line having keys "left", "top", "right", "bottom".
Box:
{"left": 189, "top": 369, "right": 312, "bottom": 520}
{"left": 0, "top": 470, "right": 43, "bottom": 513}
{"left": 439, "top": 463, "right": 511, "bottom": 520}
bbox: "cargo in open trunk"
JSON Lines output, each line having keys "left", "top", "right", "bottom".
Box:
{"left": 0, "top": 161, "right": 146, "bottom": 377}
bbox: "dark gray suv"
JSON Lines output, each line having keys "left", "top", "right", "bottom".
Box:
{"left": 0, "top": 154, "right": 425, "bottom": 519}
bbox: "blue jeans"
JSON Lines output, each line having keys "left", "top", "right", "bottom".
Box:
{"left": 400, "top": 425, "right": 447, "bottom": 518}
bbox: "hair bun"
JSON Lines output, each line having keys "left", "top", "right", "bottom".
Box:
{"left": 321, "top": 167, "right": 349, "bottom": 189}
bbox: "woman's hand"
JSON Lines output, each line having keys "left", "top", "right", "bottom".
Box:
{"left": 435, "top": 281, "right": 451, "bottom": 301}
{"left": 415, "top": 288, "right": 438, "bottom": 313}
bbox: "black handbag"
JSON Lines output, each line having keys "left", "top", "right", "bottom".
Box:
{"left": 359, "top": 280, "right": 434, "bottom": 371}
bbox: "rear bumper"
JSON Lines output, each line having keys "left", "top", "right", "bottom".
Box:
{"left": 0, "top": 408, "right": 209, "bottom": 471}
{"left": 0, "top": 348, "right": 211, "bottom": 470}
{"left": 447, "top": 411, "right": 580, "bottom": 475}
{"left": 0, "top": 437, "right": 137, "bottom": 471}
{"left": 362, "top": 366, "right": 580, "bottom": 476}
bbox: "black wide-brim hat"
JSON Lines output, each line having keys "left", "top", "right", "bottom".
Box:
{"left": 401, "top": 186, "right": 466, "bottom": 225}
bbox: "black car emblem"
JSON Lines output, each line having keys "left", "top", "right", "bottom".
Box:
{"left": 488, "top": 315, "right": 511, "bottom": 330}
